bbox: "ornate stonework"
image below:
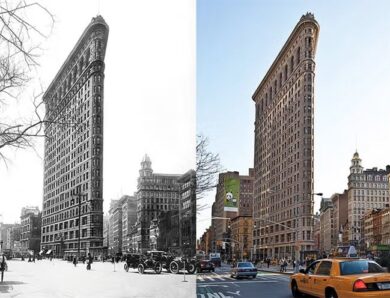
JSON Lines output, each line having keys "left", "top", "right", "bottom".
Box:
{"left": 252, "top": 14, "right": 319, "bottom": 259}
{"left": 41, "top": 16, "right": 109, "bottom": 257}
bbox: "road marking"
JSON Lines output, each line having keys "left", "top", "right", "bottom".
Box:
{"left": 196, "top": 279, "right": 279, "bottom": 285}
{"left": 206, "top": 276, "right": 215, "bottom": 281}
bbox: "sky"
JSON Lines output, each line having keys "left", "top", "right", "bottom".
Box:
{"left": 0, "top": 0, "right": 195, "bottom": 223}
{"left": 197, "top": 0, "right": 390, "bottom": 238}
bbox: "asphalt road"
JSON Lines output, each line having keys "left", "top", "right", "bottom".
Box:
{"left": 196, "top": 268, "right": 292, "bottom": 298}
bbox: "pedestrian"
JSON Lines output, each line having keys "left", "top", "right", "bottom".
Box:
{"left": 0, "top": 255, "right": 6, "bottom": 282}
{"left": 73, "top": 255, "right": 77, "bottom": 267}
{"left": 283, "top": 259, "right": 288, "bottom": 272}
{"left": 87, "top": 253, "right": 92, "bottom": 270}
{"left": 266, "top": 258, "right": 270, "bottom": 268}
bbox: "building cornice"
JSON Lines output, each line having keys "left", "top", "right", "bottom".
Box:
{"left": 252, "top": 13, "right": 320, "bottom": 101}
{"left": 43, "top": 15, "right": 109, "bottom": 101}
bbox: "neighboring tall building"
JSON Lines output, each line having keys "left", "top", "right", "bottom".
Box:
{"left": 121, "top": 195, "right": 137, "bottom": 253}
{"left": 178, "top": 169, "right": 196, "bottom": 256}
{"left": 102, "top": 215, "right": 109, "bottom": 249}
{"left": 230, "top": 215, "right": 253, "bottom": 260}
{"left": 346, "top": 152, "right": 390, "bottom": 245}
{"left": 313, "top": 213, "right": 320, "bottom": 251}
{"left": 108, "top": 199, "right": 119, "bottom": 254}
{"left": 134, "top": 155, "right": 181, "bottom": 252}
{"left": 211, "top": 169, "right": 254, "bottom": 254}
{"left": 331, "top": 191, "right": 348, "bottom": 246}
{"left": 319, "top": 198, "right": 335, "bottom": 253}
{"left": 40, "top": 16, "right": 109, "bottom": 257}
{"left": 20, "top": 206, "right": 41, "bottom": 254}
{"left": 252, "top": 13, "right": 320, "bottom": 259}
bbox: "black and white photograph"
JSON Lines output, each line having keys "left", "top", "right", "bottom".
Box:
{"left": 0, "top": 0, "right": 196, "bottom": 297}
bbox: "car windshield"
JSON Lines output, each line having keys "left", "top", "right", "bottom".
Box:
{"left": 238, "top": 262, "right": 253, "bottom": 268}
{"left": 339, "top": 260, "right": 385, "bottom": 275}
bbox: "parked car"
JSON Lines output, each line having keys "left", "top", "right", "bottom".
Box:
{"left": 169, "top": 257, "right": 197, "bottom": 274}
{"left": 124, "top": 253, "right": 142, "bottom": 272}
{"left": 230, "top": 262, "right": 257, "bottom": 279}
{"left": 197, "top": 260, "right": 215, "bottom": 273}
{"left": 210, "top": 256, "right": 221, "bottom": 267}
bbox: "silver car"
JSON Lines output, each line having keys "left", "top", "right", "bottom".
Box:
{"left": 230, "top": 262, "right": 257, "bottom": 279}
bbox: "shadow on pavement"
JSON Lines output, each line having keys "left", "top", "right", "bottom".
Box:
{"left": 0, "top": 281, "right": 26, "bottom": 293}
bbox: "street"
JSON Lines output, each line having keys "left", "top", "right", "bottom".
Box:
{"left": 0, "top": 259, "right": 195, "bottom": 298}
{"left": 196, "top": 265, "right": 292, "bottom": 298}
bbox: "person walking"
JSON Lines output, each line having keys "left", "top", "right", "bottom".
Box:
{"left": 73, "top": 255, "right": 77, "bottom": 267}
{"left": 266, "top": 258, "right": 270, "bottom": 268}
{"left": 86, "top": 253, "right": 93, "bottom": 270}
{"left": 0, "top": 255, "right": 6, "bottom": 282}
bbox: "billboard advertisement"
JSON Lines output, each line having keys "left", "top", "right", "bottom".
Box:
{"left": 223, "top": 177, "right": 240, "bottom": 212}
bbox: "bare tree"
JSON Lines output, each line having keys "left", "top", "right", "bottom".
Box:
{"left": 0, "top": 0, "right": 54, "bottom": 161}
{"left": 196, "top": 134, "right": 221, "bottom": 204}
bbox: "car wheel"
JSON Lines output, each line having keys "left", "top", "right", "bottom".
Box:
{"left": 124, "top": 263, "right": 129, "bottom": 272}
{"left": 326, "top": 289, "right": 338, "bottom": 298}
{"left": 187, "top": 263, "right": 196, "bottom": 274}
{"left": 138, "top": 264, "right": 145, "bottom": 274}
{"left": 154, "top": 262, "right": 162, "bottom": 274}
{"left": 291, "top": 280, "right": 301, "bottom": 298}
{"left": 170, "top": 261, "right": 179, "bottom": 274}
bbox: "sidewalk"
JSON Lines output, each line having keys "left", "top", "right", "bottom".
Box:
{"left": 256, "top": 264, "right": 297, "bottom": 275}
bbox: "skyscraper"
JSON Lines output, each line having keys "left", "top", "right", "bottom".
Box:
{"left": 252, "top": 13, "right": 319, "bottom": 260}
{"left": 40, "top": 16, "right": 109, "bottom": 257}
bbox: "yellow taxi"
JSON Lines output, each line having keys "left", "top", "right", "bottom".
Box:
{"left": 290, "top": 257, "right": 390, "bottom": 298}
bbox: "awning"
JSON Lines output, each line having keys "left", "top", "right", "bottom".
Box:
{"left": 46, "top": 250, "right": 52, "bottom": 255}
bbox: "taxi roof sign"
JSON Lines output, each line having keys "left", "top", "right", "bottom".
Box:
{"left": 333, "top": 245, "right": 358, "bottom": 258}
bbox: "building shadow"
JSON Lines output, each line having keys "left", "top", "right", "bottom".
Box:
{"left": 0, "top": 281, "right": 26, "bottom": 294}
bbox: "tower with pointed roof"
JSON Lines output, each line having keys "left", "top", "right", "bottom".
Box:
{"left": 347, "top": 151, "right": 390, "bottom": 246}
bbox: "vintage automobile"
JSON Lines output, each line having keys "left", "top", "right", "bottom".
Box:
{"left": 230, "top": 262, "right": 257, "bottom": 279}
{"left": 197, "top": 259, "right": 215, "bottom": 273}
{"left": 290, "top": 257, "right": 390, "bottom": 298}
{"left": 145, "top": 251, "right": 176, "bottom": 273}
{"left": 169, "top": 257, "right": 197, "bottom": 274}
{"left": 123, "top": 253, "right": 143, "bottom": 272}
{"left": 137, "top": 252, "right": 163, "bottom": 274}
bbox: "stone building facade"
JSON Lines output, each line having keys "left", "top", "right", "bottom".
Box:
{"left": 211, "top": 169, "right": 254, "bottom": 254}
{"left": 319, "top": 198, "right": 335, "bottom": 253}
{"left": 20, "top": 207, "right": 41, "bottom": 254}
{"left": 346, "top": 152, "right": 390, "bottom": 245}
{"left": 252, "top": 13, "right": 320, "bottom": 259}
{"left": 40, "top": 16, "right": 109, "bottom": 257}
{"left": 230, "top": 216, "right": 253, "bottom": 260}
{"left": 133, "top": 155, "right": 181, "bottom": 252}
{"left": 178, "top": 169, "right": 196, "bottom": 256}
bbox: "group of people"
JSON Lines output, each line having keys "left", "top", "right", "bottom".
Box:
{"left": 71, "top": 253, "right": 93, "bottom": 270}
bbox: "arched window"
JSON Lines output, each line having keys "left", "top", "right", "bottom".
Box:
{"left": 85, "top": 48, "right": 91, "bottom": 66}
{"left": 297, "top": 47, "right": 301, "bottom": 64}
{"left": 284, "top": 65, "right": 288, "bottom": 81}
{"left": 73, "top": 66, "right": 78, "bottom": 83}
{"left": 290, "top": 56, "right": 294, "bottom": 73}
{"left": 79, "top": 57, "right": 84, "bottom": 74}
